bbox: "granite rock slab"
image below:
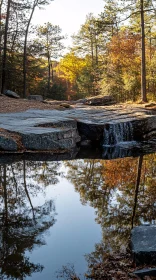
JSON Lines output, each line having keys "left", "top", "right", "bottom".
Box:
{"left": 0, "top": 105, "right": 155, "bottom": 152}
{"left": 0, "top": 135, "right": 18, "bottom": 151}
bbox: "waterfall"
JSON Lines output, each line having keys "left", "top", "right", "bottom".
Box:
{"left": 103, "top": 121, "right": 134, "bottom": 146}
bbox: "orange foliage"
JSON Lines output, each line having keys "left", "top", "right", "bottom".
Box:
{"left": 100, "top": 154, "right": 155, "bottom": 190}
{"left": 108, "top": 30, "right": 141, "bottom": 68}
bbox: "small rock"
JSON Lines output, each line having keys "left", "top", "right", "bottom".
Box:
{"left": 28, "top": 95, "right": 43, "bottom": 101}
{"left": 4, "top": 90, "right": 20, "bottom": 99}
{"left": 59, "top": 103, "right": 71, "bottom": 108}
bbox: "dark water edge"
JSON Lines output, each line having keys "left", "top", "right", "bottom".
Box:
{"left": 0, "top": 139, "right": 156, "bottom": 165}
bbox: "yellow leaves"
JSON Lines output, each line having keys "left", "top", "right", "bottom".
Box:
{"left": 57, "top": 52, "right": 87, "bottom": 83}
{"left": 34, "top": 77, "right": 42, "bottom": 82}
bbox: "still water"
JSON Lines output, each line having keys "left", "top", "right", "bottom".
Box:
{"left": 0, "top": 150, "right": 155, "bottom": 279}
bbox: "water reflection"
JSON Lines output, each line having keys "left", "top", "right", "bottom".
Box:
{"left": 66, "top": 154, "right": 156, "bottom": 251}
{"left": 66, "top": 153, "right": 156, "bottom": 278}
{"left": 0, "top": 152, "right": 155, "bottom": 279}
{"left": 0, "top": 160, "right": 59, "bottom": 279}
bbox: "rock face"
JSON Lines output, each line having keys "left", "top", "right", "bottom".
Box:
{"left": 4, "top": 90, "right": 20, "bottom": 99}
{"left": 0, "top": 135, "right": 18, "bottom": 151}
{"left": 28, "top": 95, "right": 43, "bottom": 101}
{"left": 21, "top": 121, "right": 80, "bottom": 151}
{"left": 0, "top": 111, "right": 81, "bottom": 152}
{"left": 0, "top": 105, "right": 155, "bottom": 152}
{"left": 131, "top": 225, "right": 156, "bottom": 266}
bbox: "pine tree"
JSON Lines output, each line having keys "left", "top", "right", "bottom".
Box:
{"left": 33, "top": 22, "right": 65, "bottom": 95}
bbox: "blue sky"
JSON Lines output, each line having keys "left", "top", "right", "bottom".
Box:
{"left": 33, "top": 0, "right": 104, "bottom": 46}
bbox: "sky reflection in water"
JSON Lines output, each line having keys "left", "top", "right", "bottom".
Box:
{"left": 0, "top": 152, "right": 155, "bottom": 279}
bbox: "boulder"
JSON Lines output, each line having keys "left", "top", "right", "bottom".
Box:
{"left": 28, "top": 95, "right": 43, "bottom": 101}
{"left": 4, "top": 90, "right": 20, "bottom": 99}
{"left": 84, "top": 95, "right": 115, "bottom": 106}
{"left": 59, "top": 103, "right": 71, "bottom": 108}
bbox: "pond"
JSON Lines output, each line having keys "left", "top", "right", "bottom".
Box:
{"left": 0, "top": 145, "right": 155, "bottom": 279}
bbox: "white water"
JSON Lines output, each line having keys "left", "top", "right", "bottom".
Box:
{"left": 103, "top": 121, "right": 134, "bottom": 147}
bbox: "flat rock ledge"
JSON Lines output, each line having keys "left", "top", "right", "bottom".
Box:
{"left": 131, "top": 225, "right": 156, "bottom": 266}
{"left": 0, "top": 105, "right": 155, "bottom": 152}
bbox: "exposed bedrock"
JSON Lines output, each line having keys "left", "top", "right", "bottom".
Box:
{"left": 0, "top": 134, "right": 18, "bottom": 151}
{"left": 21, "top": 128, "right": 80, "bottom": 151}
{"left": 0, "top": 105, "right": 155, "bottom": 152}
{"left": 77, "top": 122, "right": 104, "bottom": 142}
{"left": 77, "top": 116, "right": 156, "bottom": 146}
{"left": 132, "top": 116, "right": 156, "bottom": 141}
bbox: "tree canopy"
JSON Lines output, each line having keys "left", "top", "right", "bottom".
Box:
{"left": 0, "top": 0, "right": 156, "bottom": 102}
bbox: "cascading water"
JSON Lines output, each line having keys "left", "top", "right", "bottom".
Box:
{"left": 103, "top": 121, "right": 134, "bottom": 147}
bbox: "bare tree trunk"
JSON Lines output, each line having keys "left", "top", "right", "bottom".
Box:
{"left": 3, "top": 165, "right": 8, "bottom": 225}
{"left": 23, "top": 0, "right": 38, "bottom": 98}
{"left": 140, "top": 0, "right": 147, "bottom": 102}
{"left": 131, "top": 155, "right": 143, "bottom": 229}
{"left": 48, "top": 51, "right": 51, "bottom": 94}
{"left": 1, "top": 0, "right": 11, "bottom": 94}
{"left": 0, "top": 0, "right": 4, "bottom": 91}
{"left": 90, "top": 36, "right": 96, "bottom": 96}
{"left": 10, "top": 9, "right": 18, "bottom": 54}
{"left": 11, "top": 164, "right": 18, "bottom": 201}
{"left": 23, "top": 160, "right": 36, "bottom": 221}
{"left": 51, "top": 61, "right": 54, "bottom": 82}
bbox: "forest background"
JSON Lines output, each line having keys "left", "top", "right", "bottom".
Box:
{"left": 0, "top": 0, "right": 156, "bottom": 103}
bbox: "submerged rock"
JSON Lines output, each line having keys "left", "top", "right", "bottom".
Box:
{"left": 131, "top": 225, "right": 156, "bottom": 266}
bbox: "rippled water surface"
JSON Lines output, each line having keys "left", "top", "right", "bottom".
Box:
{"left": 0, "top": 147, "right": 155, "bottom": 279}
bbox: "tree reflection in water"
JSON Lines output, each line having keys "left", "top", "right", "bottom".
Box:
{"left": 66, "top": 153, "right": 156, "bottom": 252}
{"left": 0, "top": 154, "right": 155, "bottom": 280}
{"left": 0, "top": 160, "right": 61, "bottom": 280}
